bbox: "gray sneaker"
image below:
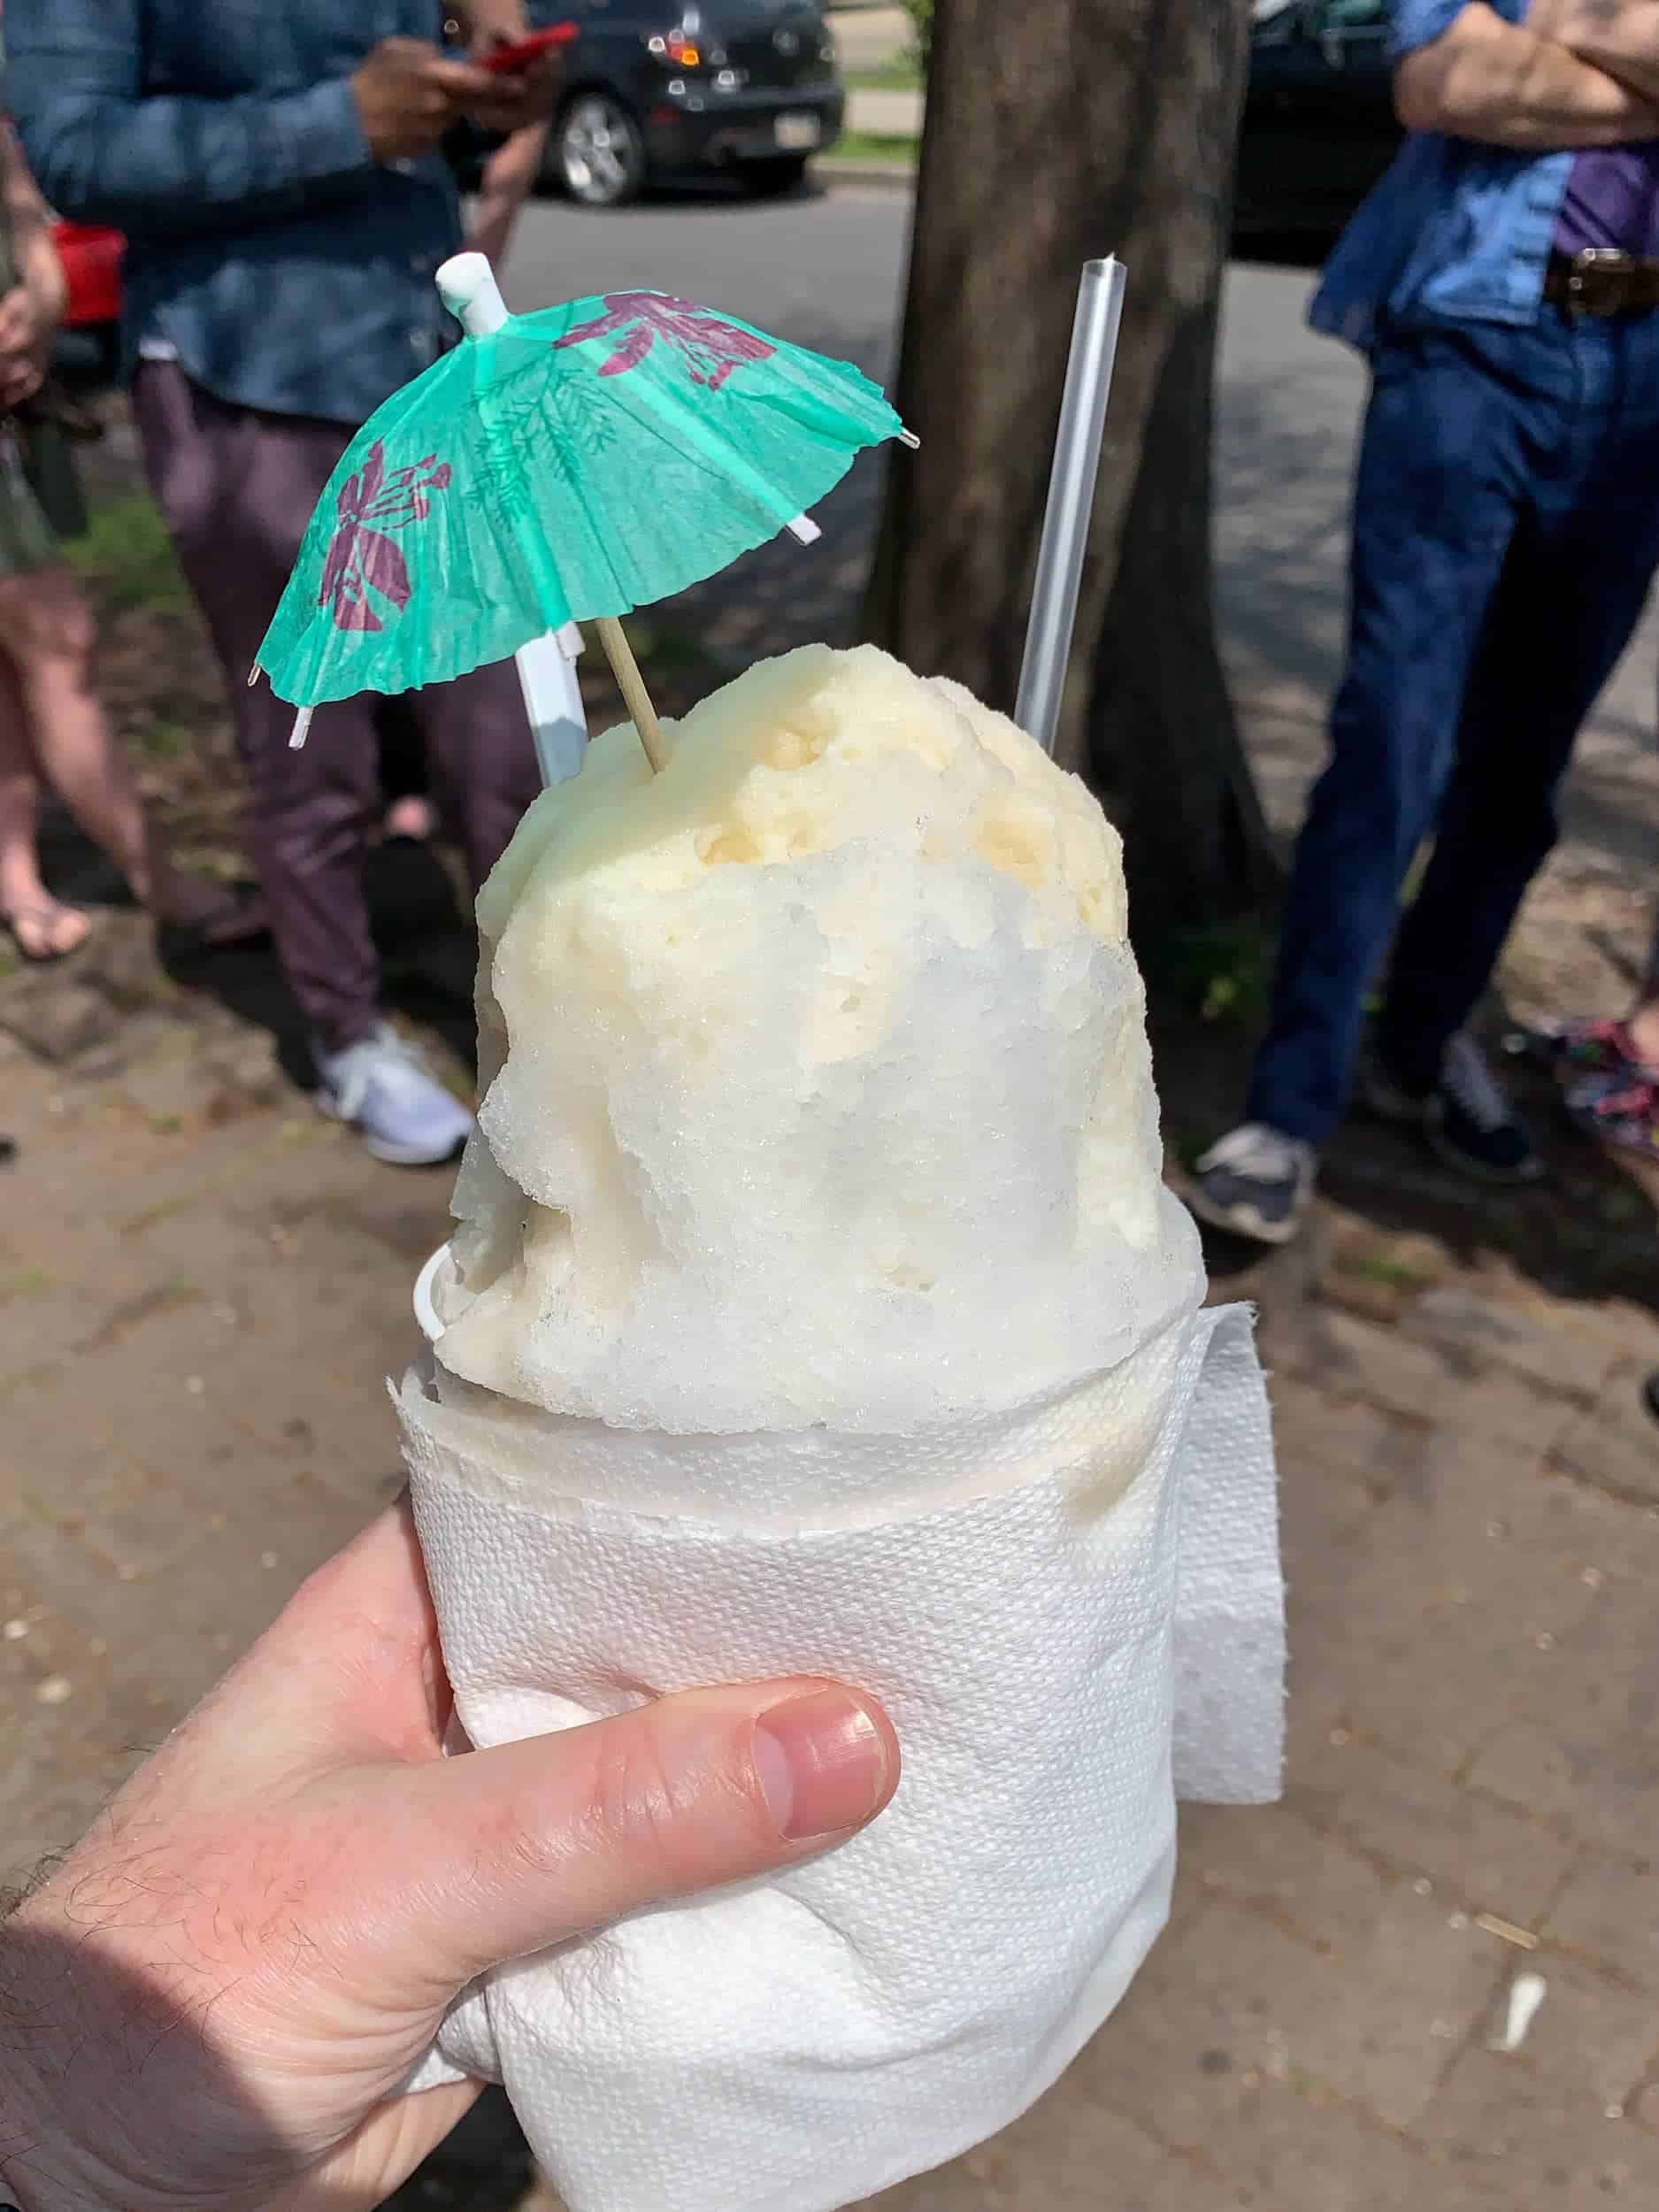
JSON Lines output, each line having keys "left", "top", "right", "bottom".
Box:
{"left": 315, "top": 1021, "right": 473, "bottom": 1166}
{"left": 1188, "top": 1122, "right": 1317, "bottom": 1246}
{"left": 1361, "top": 1033, "right": 1543, "bottom": 1184}
{"left": 1426, "top": 1032, "right": 1545, "bottom": 1184}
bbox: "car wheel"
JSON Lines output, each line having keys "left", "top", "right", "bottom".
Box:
{"left": 556, "top": 92, "right": 646, "bottom": 209}
{"left": 739, "top": 154, "right": 810, "bottom": 198}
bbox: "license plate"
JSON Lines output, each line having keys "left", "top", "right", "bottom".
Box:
{"left": 774, "top": 113, "right": 822, "bottom": 150}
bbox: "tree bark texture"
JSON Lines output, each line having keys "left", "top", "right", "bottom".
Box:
{"left": 864, "top": 0, "right": 1279, "bottom": 932}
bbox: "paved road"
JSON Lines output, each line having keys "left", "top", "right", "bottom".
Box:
{"left": 503, "top": 178, "right": 908, "bottom": 368}
{"left": 826, "top": 3, "right": 911, "bottom": 72}
{"left": 845, "top": 85, "right": 925, "bottom": 132}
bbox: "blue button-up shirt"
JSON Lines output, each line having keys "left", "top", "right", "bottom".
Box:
{"left": 1311, "top": 0, "right": 1573, "bottom": 351}
{"left": 7, "top": 0, "right": 465, "bottom": 425}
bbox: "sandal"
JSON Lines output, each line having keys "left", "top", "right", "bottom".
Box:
{"left": 1557, "top": 1018, "right": 1646, "bottom": 1080}
{"left": 1564, "top": 1067, "right": 1659, "bottom": 1164}
{"left": 3, "top": 897, "right": 92, "bottom": 963}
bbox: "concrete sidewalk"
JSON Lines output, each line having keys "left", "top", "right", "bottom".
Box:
{"left": 846, "top": 85, "right": 924, "bottom": 137}
{"left": 829, "top": 4, "right": 914, "bottom": 73}
{"left": 829, "top": 2, "right": 925, "bottom": 141}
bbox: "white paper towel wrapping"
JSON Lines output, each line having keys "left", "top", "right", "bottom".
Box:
{"left": 396, "top": 1300, "right": 1281, "bottom": 2212}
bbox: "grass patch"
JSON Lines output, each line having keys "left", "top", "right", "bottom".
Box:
{"left": 169, "top": 841, "right": 249, "bottom": 883}
{"left": 830, "top": 129, "right": 918, "bottom": 164}
{"left": 1164, "top": 1126, "right": 1211, "bottom": 1175}
{"left": 65, "top": 491, "right": 193, "bottom": 617}
{"left": 1152, "top": 919, "right": 1277, "bottom": 1029}
{"left": 1332, "top": 1243, "right": 1435, "bottom": 1294}
{"left": 132, "top": 718, "right": 196, "bottom": 761}
{"left": 845, "top": 58, "right": 923, "bottom": 89}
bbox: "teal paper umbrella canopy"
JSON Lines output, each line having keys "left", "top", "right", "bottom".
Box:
{"left": 256, "top": 289, "right": 910, "bottom": 708}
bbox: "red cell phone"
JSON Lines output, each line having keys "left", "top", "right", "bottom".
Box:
{"left": 480, "top": 22, "right": 579, "bottom": 72}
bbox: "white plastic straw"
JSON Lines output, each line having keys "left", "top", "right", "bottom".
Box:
{"left": 438, "top": 252, "right": 592, "bottom": 789}
{"left": 513, "top": 627, "right": 589, "bottom": 787}
{"left": 1015, "top": 257, "right": 1127, "bottom": 756}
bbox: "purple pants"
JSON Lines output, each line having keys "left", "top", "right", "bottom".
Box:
{"left": 133, "top": 361, "right": 540, "bottom": 1052}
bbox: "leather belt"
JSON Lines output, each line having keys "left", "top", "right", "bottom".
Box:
{"left": 1543, "top": 247, "right": 1659, "bottom": 318}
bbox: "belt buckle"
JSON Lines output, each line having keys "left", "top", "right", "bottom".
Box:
{"left": 1567, "top": 246, "right": 1635, "bottom": 318}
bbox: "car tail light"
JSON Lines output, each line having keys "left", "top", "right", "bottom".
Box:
{"left": 646, "top": 26, "right": 704, "bottom": 66}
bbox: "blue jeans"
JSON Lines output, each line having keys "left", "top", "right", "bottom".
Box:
{"left": 1248, "top": 310, "right": 1659, "bottom": 1143}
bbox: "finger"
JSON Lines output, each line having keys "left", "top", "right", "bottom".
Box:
{"left": 424, "top": 57, "right": 508, "bottom": 99}
{"left": 320, "top": 1678, "right": 899, "bottom": 1997}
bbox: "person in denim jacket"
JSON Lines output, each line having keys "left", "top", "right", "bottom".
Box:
{"left": 7, "top": 1, "right": 560, "bottom": 1164}
{"left": 1194, "top": 0, "right": 1659, "bottom": 1243}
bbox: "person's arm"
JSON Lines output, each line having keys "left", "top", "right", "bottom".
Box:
{"left": 1394, "top": 0, "right": 1659, "bottom": 142}
{"left": 0, "top": 1502, "right": 896, "bottom": 2209}
{"left": 450, "top": 0, "right": 533, "bottom": 56}
{"left": 1525, "top": 0, "right": 1659, "bottom": 108}
{"left": 466, "top": 120, "right": 552, "bottom": 266}
{"left": 2, "top": 125, "right": 66, "bottom": 334}
{"left": 4, "top": 0, "right": 505, "bottom": 241}
{"left": 0, "top": 124, "right": 65, "bottom": 409}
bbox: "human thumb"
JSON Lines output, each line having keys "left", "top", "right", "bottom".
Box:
{"left": 345, "top": 1678, "right": 899, "bottom": 1999}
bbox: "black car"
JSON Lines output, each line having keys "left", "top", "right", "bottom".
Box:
{"left": 1234, "top": 0, "right": 1402, "bottom": 250}
{"left": 527, "top": 0, "right": 845, "bottom": 206}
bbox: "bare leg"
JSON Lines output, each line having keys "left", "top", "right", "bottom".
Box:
{"left": 1625, "top": 910, "right": 1659, "bottom": 1069}
{"left": 466, "top": 121, "right": 551, "bottom": 268}
{"left": 0, "top": 564, "right": 245, "bottom": 931}
{"left": 0, "top": 639, "right": 89, "bottom": 956}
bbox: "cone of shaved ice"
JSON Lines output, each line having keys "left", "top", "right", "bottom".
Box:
{"left": 396, "top": 644, "right": 1282, "bottom": 2212}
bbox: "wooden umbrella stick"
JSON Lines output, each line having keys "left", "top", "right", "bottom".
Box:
{"left": 595, "top": 616, "right": 671, "bottom": 775}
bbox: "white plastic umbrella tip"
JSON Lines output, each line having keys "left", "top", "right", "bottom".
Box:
{"left": 438, "top": 253, "right": 510, "bottom": 337}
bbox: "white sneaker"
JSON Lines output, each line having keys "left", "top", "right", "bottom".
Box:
{"left": 315, "top": 1021, "right": 473, "bottom": 1166}
{"left": 1188, "top": 1122, "right": 1317, "bottom": 1246}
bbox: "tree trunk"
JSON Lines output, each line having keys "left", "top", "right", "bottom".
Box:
{"left": 864, "top": 0, "right": 1279, "bottom": 938}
